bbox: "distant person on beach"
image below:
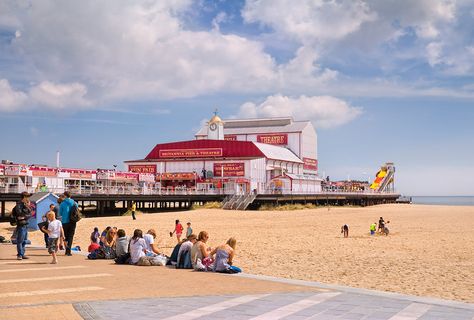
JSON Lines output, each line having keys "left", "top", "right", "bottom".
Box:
{"left": 130, "top": 201, "right": 136, "bottom": 220}
{"left": 382, "top": 221, "right": 390, "bottom": 236}
{"left": 144, "top": 229, "right": 160, "bottom": 255}
{"left": 378, "top": 217, "right": 385, "bottom": 233}
{"left": 13, "top": 191, "right": 33, "bottom": 260}
{"left": 213, "top": 237, "right": 242, "bottom": 274}
{"left": 170, "top": 219, "right": 184, "bottom": 243}
{"left": 341, "top": 224, "right": 349, "bottom": 238}
{"left": 370, "top": 222, "right": 377, "bottom": 235}
{"left": 41, "top": 211, "right": 64, "bottom": 264}
{"left": 186, "top": 222, "right": 193, "bottom": 238}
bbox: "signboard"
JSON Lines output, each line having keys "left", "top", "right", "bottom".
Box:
{"left": 224, "top": 135, "right": 237, "bottom": 141}
{"left": 213, "top": 163, "right": 245, "bottom": 177}
{"left": 31, "top": 168, "right": 57, "bottom": 177}
{"left": 96, "top": 169, "right": 115, "bottom": 180}
{"left": 5, "top": 165, "right": 28, "bottom": 176}
{"left": 139, "top": 173, "right": 155, "bottom": 182}
{"left": 257, "top": 133, "right": 288, "bottom": 145}
{"left": 129, "top": 164, "right": 157, "bottom": 174}
{"left": 70, "top": 172, "right": 93, "bottom": 179}
{"left": 115, "top": 172, "right": 139, "bottom": 181}
{"left": 157, "top": 172, "right": 196, "bottom": 181}
{"left": 303, "top": 157, "right": 318, "bottom": 171}
{"left": 159, "top": 148, "right": 223, "bottom": 158}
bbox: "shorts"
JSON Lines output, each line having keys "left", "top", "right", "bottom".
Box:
{"left": 48, "top": 238, "right": 59, "bottom": 254}
{"left": 176, "top": 233, "right": 182, "bottom": 238}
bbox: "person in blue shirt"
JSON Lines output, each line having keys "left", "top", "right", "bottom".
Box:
{"left": 60, "top": 191, "right": 77, "bottom": 256}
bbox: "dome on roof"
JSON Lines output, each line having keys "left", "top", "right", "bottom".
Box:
{"left": 209, "top": 114, "right": 223, "bottom": 124}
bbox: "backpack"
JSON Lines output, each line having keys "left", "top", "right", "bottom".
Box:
{"left": 114, "top": 252, "right": 131, "bottom": 264}
{"left": 70, "top": 203, "right": 82, "bottom": 223}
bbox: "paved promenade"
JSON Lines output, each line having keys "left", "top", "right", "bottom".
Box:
{"left": 1, "top": 244, "right": 473, "bottom": 320}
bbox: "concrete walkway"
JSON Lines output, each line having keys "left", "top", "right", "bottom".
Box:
{"left": 74, "top": 289, "right": 474, "bottom": 320}
{"left": 2, "top": 244, "right": 473, "bottom": 320}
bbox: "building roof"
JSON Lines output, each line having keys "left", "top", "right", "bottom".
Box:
{"left": 195, "top": 118, "right": 312, "bottom": 136}
{"left": 254, "top": 142, "right": 302, "bottom": 163}
{"left": 126, "top": 139, "right": 303, "bottom": 163}
{"left": 30, "top": 192, "right": 58, "bottom": 203}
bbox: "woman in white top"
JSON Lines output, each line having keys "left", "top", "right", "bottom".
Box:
{"left": 129, "top": 229, "right": 147, "bottom": 264}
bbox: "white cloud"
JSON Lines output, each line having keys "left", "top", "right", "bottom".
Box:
{"left": 29, "top": 81, "right": 91, "bottom": 110}
{"left": 243, "top": 0, "right": 377, "bottom": 43}
{"left": 0, "top": 79, "right": 28, "bottom": 112}
{"left": 4, "top": 1, "right": 278, "bottom": 105}
{"left": 426, "top": 42, "right": 443, "bottom": 66}
{"left": 237, "top": 94, "right": 362, "bottom": 129}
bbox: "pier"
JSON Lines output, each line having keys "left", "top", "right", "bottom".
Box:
{"left": 0, "top": 190, "right": 400, "bottom": 219}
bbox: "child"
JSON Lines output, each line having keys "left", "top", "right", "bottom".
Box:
{"left": 341, "top": 224, "right": 349, "bottom": 238}
{"left": 370, "top": 222, "right": 377, "bottom": 235}
{"left": 186, "top": 222, "right": 193, "bottom": 238}
{"left": 88, "top": 227, "right": 100, "bottom": 252}
{"left": 170, "top": 219, "right": 184, "bottom": 243}
{"left": 41, "top": 211, "right": 64, "bottom": 264}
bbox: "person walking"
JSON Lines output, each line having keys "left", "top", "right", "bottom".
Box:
{"left": 13, "top": 192, "right": 33, "bottom": 260}
{"left": 131, "top": 201, "right": 136, "bottom": 220}
{"left": 60, "top": 191, "right": 78, "bottom": 256}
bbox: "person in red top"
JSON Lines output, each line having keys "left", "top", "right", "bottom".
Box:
{"left": 170, "top": 219, "right": 184, "bottom": 243}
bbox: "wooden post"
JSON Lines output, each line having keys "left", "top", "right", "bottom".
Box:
{"left": 1, "top": 201, "right": 5, "bottom": 218}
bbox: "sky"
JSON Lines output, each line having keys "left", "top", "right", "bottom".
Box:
{"left": 0, "top": 0, "right": 473, "bottom": 196}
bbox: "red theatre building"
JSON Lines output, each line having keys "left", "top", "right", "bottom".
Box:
{"left": 125, "top": 114, "right": 321, "bottom": 194}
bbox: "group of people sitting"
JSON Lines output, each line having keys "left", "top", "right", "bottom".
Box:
{"left": 87, "top": 226, "right": 241, "bottom": 274}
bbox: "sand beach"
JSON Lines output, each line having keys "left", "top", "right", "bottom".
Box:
{"left": 1, "top": 204, "right": 473, "bottom": 303}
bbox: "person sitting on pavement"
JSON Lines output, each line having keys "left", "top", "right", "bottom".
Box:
{"left": 115, "top": 229, "right": 129, "bottom": 257}
{"left": 101, "top": 227, "right": 117, "bottom": 259}
{"left": 99, "top": 226, "right": 111, "bottom": 246}
{"left": 191, "top": 231, "right": 214, "bottom": 271}
{"left": 129, "top": 229, "right": 147, "bottom": 265}
{"left": 213, "top": 237, "right": 241, "bottom": 274}
{"left": 88, "top": 227, "right": 101, "bottom": 252}
{"left": 177, "top": 234, "right": 197, "bottom": 268}
{"left": 143, "top": 229, "right": 160, "bottom": 255}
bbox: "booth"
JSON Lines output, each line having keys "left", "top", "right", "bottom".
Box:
{"left": 28, "top": 192, "right": 59, "bottom": 230}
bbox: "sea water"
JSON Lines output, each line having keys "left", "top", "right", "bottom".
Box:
{"left": 411, "top": 196, "right": 474, "bottom": 206}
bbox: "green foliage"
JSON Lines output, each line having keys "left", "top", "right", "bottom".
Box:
{"left": 258, "top": 203, "right": 318, "bottom": 211}
{"left": 191, "top": 201, "right": 223, "bottom": 210}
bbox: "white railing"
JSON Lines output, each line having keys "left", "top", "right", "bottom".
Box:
{"left": 0, "top": 184, "right": 397, "bottom": 196}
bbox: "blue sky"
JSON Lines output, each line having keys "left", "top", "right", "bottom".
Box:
{"left": 1, "top": 0, "right": 473, "bottom": 196}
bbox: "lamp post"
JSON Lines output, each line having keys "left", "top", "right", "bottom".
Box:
{"left": 159, "top": 162, "right": 163, "bottom": 195}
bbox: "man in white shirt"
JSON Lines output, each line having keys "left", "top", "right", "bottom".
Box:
{"left": 143, "top": 229, "right": 160, "bottom": 255}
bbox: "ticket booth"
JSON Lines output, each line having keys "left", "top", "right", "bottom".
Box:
{"left": 28, "top": 192, "right": 59, "bottom": 230}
